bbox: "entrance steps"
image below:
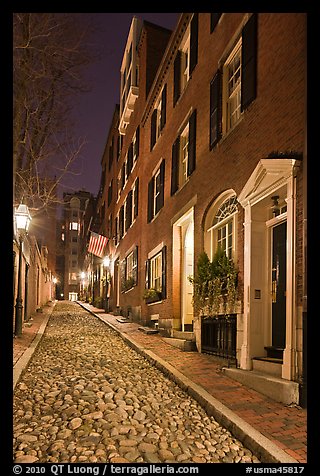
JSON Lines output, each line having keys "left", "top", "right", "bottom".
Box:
{"left": 162, "top": 330, "right": 196, "bottom": 352}
{"left": 252, "top": 357, "right": 282, "bottom": 377}
{"left": 223, "top": 367, "right": 299, "bottom": 405}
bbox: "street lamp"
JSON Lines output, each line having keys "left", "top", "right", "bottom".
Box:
{"left": 14, "top": 203, "right": 32, "bottom": 336}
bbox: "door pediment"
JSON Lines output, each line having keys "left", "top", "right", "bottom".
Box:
{"left": 238, "top": 158, "right": 300, "bottom": 207}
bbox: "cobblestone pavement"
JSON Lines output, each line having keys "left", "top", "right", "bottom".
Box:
{"left": 13, "top": 301, "right": 260, "bottom": 464}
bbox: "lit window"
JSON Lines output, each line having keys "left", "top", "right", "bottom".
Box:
{"left": 69, "top": 222, "right": 79, "bottom": 231}
{"left": 207, "top": 195, "right": 238, "bottom": 259}
{"left": 150, "top": 252, "right": 162, "bottom": 292}
{"left": 180, "top": 124, "right": 189, "bottom": 188}
{"left": 223, "top": 39, "right": 242, "bottom": 133}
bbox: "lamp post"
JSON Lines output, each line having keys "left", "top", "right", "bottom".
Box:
{"left": 103, "top": 256, "right": 110, "bottom": 313}
{"left": 14, "top": 203, "right": 32, "bottom": 337}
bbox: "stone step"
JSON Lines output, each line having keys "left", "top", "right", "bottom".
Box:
{"left": 223, "top": 367, "right": 299, "bottom": 405}
{"left": 172, "top": 330, "right": 195, "bottom": 341}
{"left": 252, "top": 357, "right": 282, "bottom": 377}
{"left": 162, "top": 337, "right": 196, "bottom": 352}
{"left": 138, "top": 326, "right": 159, "bottom": 335}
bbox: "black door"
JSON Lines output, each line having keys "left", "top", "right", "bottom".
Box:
{"left": 272, "top": 222, "right": 287, "bottom": 349}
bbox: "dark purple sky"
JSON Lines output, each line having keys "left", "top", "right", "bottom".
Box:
{"left": 65, "top": 12, "right": 180, "bottom": 196}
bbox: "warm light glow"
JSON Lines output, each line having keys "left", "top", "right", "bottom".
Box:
{"left": 53, "top": 277, "right": 58, "bottom": 284}
{"left": 15, "top": 203, "right": 31, "bottom": 232}
{"left": 80, "top": 271, "right": 86, "bottom": 279}
{"left": 103, "top": 256, "right": 110, "bottom": 267}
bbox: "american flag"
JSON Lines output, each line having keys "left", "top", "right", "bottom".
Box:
{"left": 88, "top": 232, "right": 108, "bottom": 258}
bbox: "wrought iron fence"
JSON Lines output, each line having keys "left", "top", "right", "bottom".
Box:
{"left": 201, "top": 314, "right": 236, "bottom": 361}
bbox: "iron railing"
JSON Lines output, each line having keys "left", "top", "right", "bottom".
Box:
{"left": 201, "top": 314, "right": 236, "bottom": 361}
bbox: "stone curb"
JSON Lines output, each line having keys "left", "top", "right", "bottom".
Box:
{"left": 13, "top": 302, "right": 56, "bottom": 390}
{"left": 78, "top": 302, "right": 298, "bottom": 465}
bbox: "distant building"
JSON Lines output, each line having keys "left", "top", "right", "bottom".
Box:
{"left": 60, "top": 190, "right": 93, "bottom": 301}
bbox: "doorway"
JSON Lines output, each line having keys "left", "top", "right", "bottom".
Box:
{"left": 271, "top": 221, "right": 287, "bottom": 352}
{"left": 181, "top": 221, "right": 194, "bottom": 331}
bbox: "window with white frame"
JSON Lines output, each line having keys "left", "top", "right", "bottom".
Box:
{"left": 180, "top": 123, "right": 189, "bottom": 188}
{"left": 209, "top": 14, "right": 257, "bottom": 149}
{"left": 223, "top": 39, "right": 242, "bottom": 133}
{"left": 173, "top": 14, "right": 198, "bottom": 106}
{"left": 150, "top": 252, "right": 162, "bottom": 292}
{"left": 126, "top": 251, "right": 134, "bottom": 280}
{"left": 207, "top": 195, "right": 238, "bottom": 260}
{"left": 171, "top": 110, "right": 196, "bottom": 195}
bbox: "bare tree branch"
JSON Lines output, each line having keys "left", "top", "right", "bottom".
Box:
{"left": 13, "top": 12, "right": 96, "bottom": 215}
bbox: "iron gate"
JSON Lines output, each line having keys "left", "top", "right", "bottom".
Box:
{"left": 201, "top": 314, "right": 236, "bottom": 361}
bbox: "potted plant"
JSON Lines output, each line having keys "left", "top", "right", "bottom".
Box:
{"left": 189, "top": 249, "right": 238, "bottom": 316}
{"left": 122, "top": 276, "right": 135, "bottom": 292}
{"left": 143, "top": 288, "right": 162, "bottom": 304}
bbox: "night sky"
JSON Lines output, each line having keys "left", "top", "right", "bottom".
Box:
{"left": 65, "top": 12, "right": 180, "bottom": 196}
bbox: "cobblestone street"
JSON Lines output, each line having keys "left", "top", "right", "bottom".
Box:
{"left": 13, "top": 302, "right": 260, "bottom": 464}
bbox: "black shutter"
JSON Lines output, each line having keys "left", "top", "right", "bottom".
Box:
{"left": 173, "top": 50, "right": 181, "bottom": 106}
{"left": 147, "top": 178, "right": 154, "bottom": 223}
{"left": 135, "top": 126, "right": 140, "bottom": 160}
{"left": 187, "top": 109, "right": 197, "bottom": 176}
{"left": 161, "top": 245, "right": 167, "bottom": 299}
{"left": 241, "top": 13, "right": 257, "bottom": 111}
{"left": 156, "top": 159, "right": 165, "bottom": 213}
{"left": 189, "top": 13, "right": 198, "bottom": 75}
{"left": 160, "top": 84, "right": 167, "bottom": 131}
{"left": 121, "top": 162, "right": 126, "bottom": 188}
{"left": 134, "top": 177, "right": 139, "bottom": 218}
{"left": 209, "top": 70, "right": 222, "bottom": 149}
{"left": 127, "top": 143, "right": 133, "bottom": 178}
{"left": 145, "top": 259, "right": 150, "bottom": 290}
{"left": 171, "top": 137, "right": 180, "bottom": 195}
{"left": 150, "top": 109, "right": 157, "bottom": 150}
{"left": 210, "top": 13, "right": 222, "bottom": 33}
{"left": 125, "top": 190, "right": 133, "bottom": 231}
{"left": 119, "top": 205, "right": 124, "bottom": 238}
{"left": 114, "top": 216, "right": 118, "bottom": 245}
{"left": 133, "top": 246, "right": 138, "bottom": 285}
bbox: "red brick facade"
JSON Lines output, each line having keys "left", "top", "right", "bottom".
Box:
{"left": 94, "top": 13, "right": 306, "bottom": 389}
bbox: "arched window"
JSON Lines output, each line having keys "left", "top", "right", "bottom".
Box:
{"left": 204, "top": 192, "right": 238, "bottom": 260}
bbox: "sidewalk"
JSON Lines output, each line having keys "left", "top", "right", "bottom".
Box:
{"left": 13, "top": 300, "right": 307, "bottom": 464}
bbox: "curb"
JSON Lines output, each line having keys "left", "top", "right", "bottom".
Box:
{"left": 13, "top": 303, "right": 56, "bottom": 390}
{"left": 78, "top": 302, "right": 299, "bottom": 464}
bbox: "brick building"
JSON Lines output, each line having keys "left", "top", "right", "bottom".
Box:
{"left": 92, "top": 13, "right": 307, "bottom": 405}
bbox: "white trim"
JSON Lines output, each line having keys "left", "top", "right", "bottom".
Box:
{"left": 148, "top": 242, "right": 164, "bottom": 260}
{"left": 238, "top": 158, "right": 301, "bottom": 380}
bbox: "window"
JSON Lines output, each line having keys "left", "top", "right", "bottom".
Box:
{"left": 223, "top": 39, "right": 242, "bottom": 133}
{"left": 145, "top": 246, "right": 167, "bottom": 299}
{"left": 150, "top": 85, "right": 167, "bottom": 150}
{"left": 209, "top": 14, "right": 257, "bottom": 149}
{"left": 69, "top": 222, "right": 79, "bottom": 231}
{"left": 151, "top": 252, "right": 162, "bottom": 292}
{"left": 148, "top": 160, "right": 165, "bottom": 222}
{"left": 69, "top": 272, "right": 77, "bottom": 283}
{"left": 206, "top": 195, "right": 238, "bottom": 260}
{"left": 109, "top": 137, "right": 114, "bottom": 170}
{"left": 173, "top": 14, "right": 198, "bottom": 105}
{"left": 121, "top": 246, "right": 138, "bottom": 291}
{"left": 171, "top": 110, "right": 197, "bottom": 195}
{"left": 108, "top": 180, "right": 113, "bottom": 207}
